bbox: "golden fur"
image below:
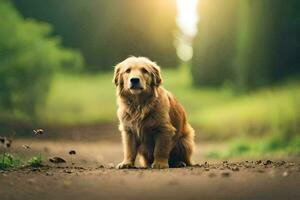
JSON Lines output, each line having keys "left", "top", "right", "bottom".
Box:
{"left": 113, "top": 56, "right": 195, "bottom": 168}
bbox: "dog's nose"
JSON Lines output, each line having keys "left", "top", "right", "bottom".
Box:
{"left": 130, "top": 77, "right": 140, "bottom": 84}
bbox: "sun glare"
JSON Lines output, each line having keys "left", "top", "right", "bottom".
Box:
{"left": 176, "top": 0, "right": 199, "bottom": 62}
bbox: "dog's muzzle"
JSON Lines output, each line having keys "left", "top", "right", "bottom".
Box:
{"left": 129, "top": 77, "right": 143, "bottom": 90}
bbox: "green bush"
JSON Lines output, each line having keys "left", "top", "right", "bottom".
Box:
{"left": 13, "top": 0, "right": 179, "bottom": 70}
{"left": 0, "top": 153, "right": 22, "bottom": 170}
{"left": 0, "top": 0, "right": 84, "bottom": 119}
{"left": 27, "top": 155, "right": 43, "bottom": 168}
{"left": 206, "top": 135, "right": 300, "bottom": 158}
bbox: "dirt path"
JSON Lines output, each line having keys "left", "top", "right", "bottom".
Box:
{"left": 1, "top": 140, "right": 300, "bottom": 200}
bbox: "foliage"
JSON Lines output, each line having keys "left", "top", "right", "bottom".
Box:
{"left": 0, "top": 0, "right": 84, "bottom": 118}
{"left": 13, "top": 0, "right": 178, "bottom": 70}
{"left": 27, "top": 154, "right": 43, "bottom": 168}
{"left": 0, "top": 153, "right": 22, "bottom": 170}
{"left": 191, "top": 0, "right": 238, "bottom": 86}
{"left": 192, "top": 0, "right": 300, "bottom": 90}
{"left": 206, "top": 136, "right": 300, "bottom": 158}
{"left": 0, "top": 153, "right": 44, "bottom": 170}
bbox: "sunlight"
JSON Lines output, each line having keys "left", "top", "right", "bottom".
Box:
{"left": 176, "top": 0, "right": 199, "bottom": 62}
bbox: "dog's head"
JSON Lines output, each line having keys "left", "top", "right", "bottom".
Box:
{"left": 113, "top": 57, "right": 162, "bottom": 96}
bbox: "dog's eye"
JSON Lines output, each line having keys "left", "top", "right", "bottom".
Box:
{"left": 125, "top": 68, "right": 131, "bottom": 73}
{"left": 141, "top": 68, "right": 148, "bottom": 74}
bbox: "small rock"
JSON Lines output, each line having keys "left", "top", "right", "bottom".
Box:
{"left": 69, "top": 150, "right": 76, "bottom": 155}
{"left": 49, "top": 157, "right": 66, "bottom": 164}
{"left": 63, "top": 169, "right": 72, "bottom": 174}
{"left": 96, "top": 165, "right": 105, "bottom": 169}
{"left": 208, "top": 173, "right": 216, "bottom": 177}
{"left": 282, "top": 171, "right": 289, "bottom": 177}
{"left": 221, "top": 171, "right": 231, "bottom": 177}
{"left": 46, "top": 172, "right": 53, "bottom": 176}
{"left": 255, "top": 160, "right": 262, "bottom": 165}
{"left": 231, "top": 166, "right": 239, "bottom": 171}
{"left": 263, "top": 160, "right": 272, "bottom": 165}
{"left": 107, "top": 163, "right": 115, "bottom": 169}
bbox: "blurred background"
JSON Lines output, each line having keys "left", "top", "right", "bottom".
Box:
{"left": 0, "top": 0, "right": 299, "bottom": 159}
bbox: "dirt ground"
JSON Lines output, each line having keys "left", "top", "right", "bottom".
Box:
{"left": 1, "top": 139, "right": 300, "bottom": 200}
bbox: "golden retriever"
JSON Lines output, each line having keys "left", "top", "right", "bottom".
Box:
{"left": 113, "top": 56, "right": 195, "bottom": 169}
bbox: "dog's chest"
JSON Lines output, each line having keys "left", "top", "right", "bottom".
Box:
{"left": 121, "top": 111, "right": 148, "bottom": 139}
{"left": 123, "top": 116, "right": 144, "bottom": 137}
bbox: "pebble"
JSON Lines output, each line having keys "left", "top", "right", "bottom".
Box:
{"left": 46, "top": 172, "right": 53, "bottom": 176}
{"left": 255, "top": 160, "right": 262, "bottom": 165}
{"left": 282, "top": 171, "right": 289, "bottom": 177}
{"left": 63, "top": 169, "right": 72, "bottom": 174}
{"left": 263, "top": 160, "right": 272, "bottom": 165}
{"left": 221, "top": 171, "right": 231, "bottom": 177}
{"left": 231, "top": 166, "right": 240, "bottom": 171}
{"left": 96, "top": 165, "right": 105, "bottom": 169}
{"left": 107, "top": 163, "right": 115, "bottom": 169}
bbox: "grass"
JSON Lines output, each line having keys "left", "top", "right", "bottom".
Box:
{"left": 27, "top": 154, "right": 43, "bottom": 168}
{"left": 41, "top": 71, "right": 116, "bottom": 124}
{"left": 206, "top": 136, "right": 300, "bottom": 158}
{"left": 0, "top": 153, "right": 22, "bottom": 170}
{"left": 0, "top": 153, "right": 44, "bottom": 170}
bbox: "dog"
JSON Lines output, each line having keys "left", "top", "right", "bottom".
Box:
{"left": 113, "top": 56, "right": 195, "bottom": 169}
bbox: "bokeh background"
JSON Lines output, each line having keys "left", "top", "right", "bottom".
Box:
{"left": 0, "top": 0, "right": 300, "bottom": 158}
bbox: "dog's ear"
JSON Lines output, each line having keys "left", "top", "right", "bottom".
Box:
{"left": 150, "top": 62, "right": 162, "bottom": 87}
{"left": 113, "top": 64, "right": 122, "bottom": 86}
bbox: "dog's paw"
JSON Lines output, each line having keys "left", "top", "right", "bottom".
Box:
{"left": 151, "top": 162, "right": 169, "bottom": 169}
{"left": 116, "top": 162, "right": 135, "bottom": 169}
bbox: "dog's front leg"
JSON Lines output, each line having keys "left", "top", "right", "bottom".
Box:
{"left": 152, "top": 132, "right": 173, "bottom": 169}
{"left": 117, "top": 130, "right": 137, "bottom": 169}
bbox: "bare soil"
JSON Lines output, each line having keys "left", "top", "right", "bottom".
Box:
{"left": 1, "top": 139, "right": 300, "bottom": 200}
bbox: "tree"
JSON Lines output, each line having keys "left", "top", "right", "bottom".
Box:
{"left": 191, "top": 0, "right": 239, "bottom": 87}
{"left": 13, "top": 0, "right": 179, "bottom": 70}
{"left": 0, "top": 0, "right": 84, "bottom": 118}
{"left": 235, "top": 0, "right": 300, "bottom": 90}
{"left": 192, "top": 0, "right": 300, "bottom": 90}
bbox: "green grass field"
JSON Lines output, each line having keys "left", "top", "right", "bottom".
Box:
{"left": 42, "top": 67, "right": 300, "bottom": 139}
